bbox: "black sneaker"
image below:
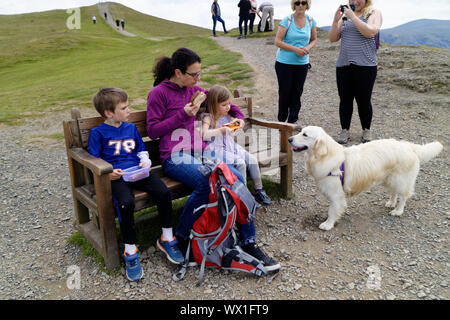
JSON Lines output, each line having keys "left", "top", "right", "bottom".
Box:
{"left": 254, "top": 189, "right": 272, "bottom": 206}
{"left": 242, "top": 242, "right": 280, "bottom": 272}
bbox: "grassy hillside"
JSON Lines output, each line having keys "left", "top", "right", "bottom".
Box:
{"left": 107, "top": 3, "right": 210, "bottom": 38}
{"left": 0, "top": 3, "right": 252, "bottom": 124}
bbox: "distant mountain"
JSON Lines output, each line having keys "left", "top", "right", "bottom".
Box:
{"left": 319, "top": 19, "right": 450, "bottom": 50}
{"left": 380, "top": 19, "right": 450, "bottom": 50}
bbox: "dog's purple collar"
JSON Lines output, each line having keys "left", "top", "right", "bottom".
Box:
{"left": 328, "top": 162, "right": 345, "bottom": 186}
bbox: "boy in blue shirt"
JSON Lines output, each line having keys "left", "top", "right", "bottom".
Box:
{"left": 88, "top": 88, "right": 184, "bottom": 281}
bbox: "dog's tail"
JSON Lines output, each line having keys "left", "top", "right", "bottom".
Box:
{"left": 412, "top": 141, "right": 443, "bottom": 164}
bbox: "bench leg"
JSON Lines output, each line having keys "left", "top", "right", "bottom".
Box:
{"left": 280, "top": 129, "right": 294, "bottom": 199}
{"left": 94, "top": 174, "right": 120, "bottom": 270}
{"left": 280, "top": 165, "right": 293, "bottom": 199}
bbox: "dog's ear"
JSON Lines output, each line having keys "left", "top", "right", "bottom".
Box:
{"left": 314, "top": 137, "right": 328, "bottom": 157}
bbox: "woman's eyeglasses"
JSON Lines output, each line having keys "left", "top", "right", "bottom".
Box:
{"left": 185, "top": 71, "right": 202, "bottom": 78}
{"left": 294, "top": 1, "right": 308, "bottom": 6}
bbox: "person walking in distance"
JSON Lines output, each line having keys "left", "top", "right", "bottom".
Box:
{"left": 211, "top": 0, "right": 228, "bottom": 37}
{"left": 238, "top": 0, "right": 251, "bottom": 39}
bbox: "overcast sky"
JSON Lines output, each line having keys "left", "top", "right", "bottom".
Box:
{"left": 1, "top": 0, "right": 449, "bottom": 29}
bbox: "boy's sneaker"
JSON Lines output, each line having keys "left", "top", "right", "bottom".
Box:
{"left": 123, "top": 251, "right": 143, "bottom": 282}
{"left": 242, "top": 242, "right": 280, "bottom": 272}
{"left": 337, "top": 129, "right": 350, "bottom": 144}
{"left": 157, "top": 236, "right": 184, "bottom": 264}
{"left": 254, "top": 189, "right": 272, "bottom": 206}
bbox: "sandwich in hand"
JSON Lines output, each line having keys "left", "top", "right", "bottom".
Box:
{"left": 190, "top": 91, "right": 206, "bottom": 105}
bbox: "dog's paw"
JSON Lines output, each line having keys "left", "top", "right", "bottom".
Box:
{"left": 385, "top": 200, "right": 396, "bottom": 208}
{"left": 390, "top": 209, "right": 403, "bottom": 216}
{"left": 319, "top": 220, "right": 335, "bottom": 231}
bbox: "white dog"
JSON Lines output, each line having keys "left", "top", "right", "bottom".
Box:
{"left": 288, "top": 126, "right": 443, "bottom": 231}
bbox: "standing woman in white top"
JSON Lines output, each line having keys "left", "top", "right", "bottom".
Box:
{"left": 274, "top": 0, "right": 317, "bottom": 128}
{"left": 329, "top": 0, "right": 382, "bottom": 144}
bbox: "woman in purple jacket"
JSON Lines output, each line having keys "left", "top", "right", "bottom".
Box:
{"left": 146, "top": 48, "right": 280, "bottom": 271}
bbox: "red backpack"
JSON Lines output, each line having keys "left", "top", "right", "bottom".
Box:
{"left": 173, "top": 161, "right": 267, "bottom": 286}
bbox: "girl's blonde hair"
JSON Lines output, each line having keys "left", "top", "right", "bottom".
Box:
{"left": 355, "top": 0, "right": 375, "bottom": 19}
{"left": 206, "top": 85, "right": 232, "bottom": 129}
{"left": 291, "top": 0, "right": 311, "bottom": 11}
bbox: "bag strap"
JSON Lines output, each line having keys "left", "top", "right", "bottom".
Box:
{"left": 287, "top": 14, "right": 293, "bottom": 29}
{"left": 216, "top": 162, "right": 237, "bottom": 186}
{"left": 287, "top": 14, "right": 313, "bottom": 29}
{"left": 196, "top": 255, "right": 208, "bottom": 286}
{"left": 307, "top": 14, "right": 313, "bottom": 27}
{"left": 206, "top": 188, "right": 237, "bottom": 252}
{"left": 192, "top": 201, "right": 218, "bottom": 215}
{"left": 172, "top": 233, "right": 193, "bottom": 282}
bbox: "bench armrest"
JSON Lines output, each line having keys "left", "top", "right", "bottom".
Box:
{"left": 247, "top": 117, "right": 295, "bottom": 133}
{"left": 68, "top": 147, "right": 113, "bottom": 176}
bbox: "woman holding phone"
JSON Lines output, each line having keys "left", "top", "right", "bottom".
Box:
{"left": 329, "top": 0, "right": 383, "bottom": 144}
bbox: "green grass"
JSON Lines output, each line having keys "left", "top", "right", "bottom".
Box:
{"left": 107, "top": 3, "right": 210, "bottom": 39}
{"left": 0, "top": 4, "right": 254, "bottom": 124}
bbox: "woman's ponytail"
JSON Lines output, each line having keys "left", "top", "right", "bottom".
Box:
{"left": 152, "top": 48, "right": 201, "bottom": 87}
{"left": 152, "top": 56, "right": 173, "bottom": 86}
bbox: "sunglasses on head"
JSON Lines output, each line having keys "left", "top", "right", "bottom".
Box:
{"left": 295, "top": 1, "right": 308, "bottom": 6}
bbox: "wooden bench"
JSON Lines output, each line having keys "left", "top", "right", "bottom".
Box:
{"left": 63, "top": 92, "right": 294, "bottom": 269}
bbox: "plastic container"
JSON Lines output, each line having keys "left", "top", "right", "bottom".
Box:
{"left": 122, "top": 165, "right": 149, "bottom": 182}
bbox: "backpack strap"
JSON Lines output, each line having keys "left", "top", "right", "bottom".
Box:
{"left": 307, "top": 14, "right": 313, "bottom": 28}
{"left": 197, "top": 255, "right": 208, "bottom": 286}
{"left": 216, "top": 162, "right": 237, "bottom": 186}
{"left": 287, "top": 14, "right": 313, "bottom": 29}
{"left": 172, "top": 233, "right": 193, "bottom": 282}
{"left": 192, "top": 201, "right": 218, "bottom": 215}
{"left": 286, "top": 14, "right": 293, "bottom": 29}
{"left": 205, "top": 188, "right": 237, "bottom": 252}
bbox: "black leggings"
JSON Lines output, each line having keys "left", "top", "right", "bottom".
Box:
{"left": 275, "top": 61, "right": 309, "bottom": 123}
{"left": 336, "top": 64, "right": 377, "bottom": 130}
{"left": 111, "top": 172, "right": 173, "bottom": 244}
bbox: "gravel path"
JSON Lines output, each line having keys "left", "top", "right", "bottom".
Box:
{"left": 0, "top": 34, "right": 448, "bottom": 300}
{"left": 98, "top": 2, "right": 137, "bottom": 37}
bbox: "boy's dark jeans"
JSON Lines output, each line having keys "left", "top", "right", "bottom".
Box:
{"left": 111, "top": 172, "right": 173, "bottom": 245}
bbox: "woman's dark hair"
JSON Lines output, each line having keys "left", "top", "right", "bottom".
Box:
{"left": 152, "top": 48, "right": 201, "bottom": 86}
